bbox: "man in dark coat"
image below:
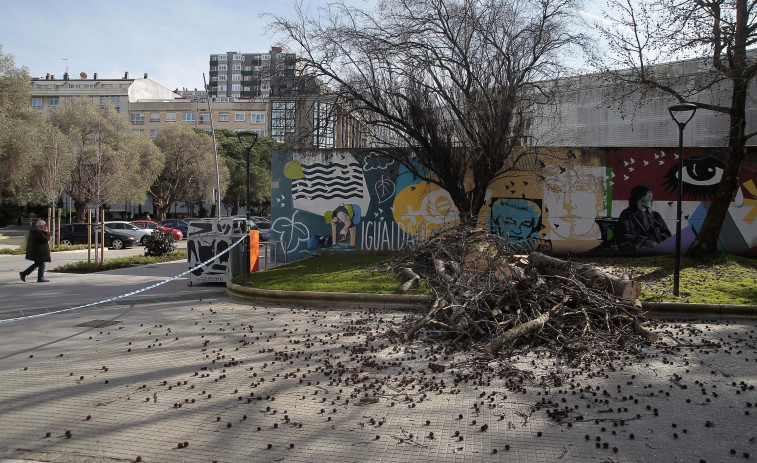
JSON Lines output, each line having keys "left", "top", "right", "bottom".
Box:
{"left": 20, "top": 219, "right": 51, "bottom": 282}
{"left": 617, "top": 184, "right": 672, "bottom": 253}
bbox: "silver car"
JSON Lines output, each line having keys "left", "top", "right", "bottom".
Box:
{"left": 104, "top": 221, "right": 153, "bottom": 245}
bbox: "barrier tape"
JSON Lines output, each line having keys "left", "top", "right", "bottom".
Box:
{"left": 0, "top": 234, "right": 249, "bottom": 324}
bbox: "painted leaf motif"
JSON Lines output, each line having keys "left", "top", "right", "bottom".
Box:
{"left": 375, "top": 176, "right": 395, "bottom": 204}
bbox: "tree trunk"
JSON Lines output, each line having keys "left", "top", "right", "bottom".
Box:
{"left": 74, "top": 199, "right": 87, "bottom": 223}
{"left": 687, "top": 76, "right": 748, "bottom": 260}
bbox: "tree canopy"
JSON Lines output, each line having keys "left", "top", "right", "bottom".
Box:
{"left": 271, "top": 0, "right": 589, "bottom": 224}
{"left": 0, "top": 46, "right": 61, "bottom": 206}
{"left": 50, "top": 97, "right": 164, "bottom": 222}
{"left": 150, "top": 124, "right": 228, "bottom": 220}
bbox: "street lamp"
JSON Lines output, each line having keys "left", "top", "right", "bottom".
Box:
{"left": 668, "top": 103, "right": 697, "bottom": 297}
{"left": 237, "top": 131, "right": 259, "bottom": 222}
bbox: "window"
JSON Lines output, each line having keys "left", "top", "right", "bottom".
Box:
{"left": 218, "top": 85, "right": 226, "bottom": 92}
{"left": 262, "top": 54, "right": 270, "bottom": 60}
{"left": 251, "top": 112, "right": 265, "bottom": 125}
{"left": 182, "top": 112, "right": 196, "bottom": 124}
{"left": 150, "top": 129, "right": 159, "bottom": 138}
{"left": 102, "top": 84, "right": 113, "bottom": 88}
{"left": 48, "top": 98, "right": 59, "bottom": 106}
{"left": 218, "top": 54, "right": 227, "bottom": 60}
{"left": 131, "top": 113, "right": 145, "bottom": 125}
{"left": 31, "top": 98, "right": 43, "bottom": 109}
{"left": 232, "top": 74, "right": 241, "bottom": 81}
{"left": 250, "top": 128, "right": 265, "bottom": 136}
{"left": 233, "top": 64, "right": 242, "bottom": 70}
{"left": 36, "top": 84, "right": 49, "bottom": 89}
{"left": 199, "top": 113, "right": 210, "bottom": 124}
{"left": 271, "top": 101, "right": 296, "bottom": 142}
{"left": 69, "top": 84, "right": 80, "bottom": 89}
{"left": 150, "top": 112, "right": 160, "bottom": 122}
{"left": 233, "top": 54, "right": 242, "bottom": 60}
{"left": 84, "top": 83, "right": 94, "bottom": 88}
{"left": 235, "top": 112, "right": 245, "bottom": 121}
{"left": 232, "top": 84, "right": 241, "bottom": 92}
{"left": 243, "top": 76, "right": 252, "bottom": 82}
{"left": 313, "top": 101, "right": 334, "bottom": 148}
{"left": 166, "top": 112, "right": 176, "bottom": 122}
{"left": 120, "top": 84, "right": 129, "bottom": 88}
{"left": 132, "top": 129, "right": 145, "bottom": 134}
{"left": 219, "top": 64, "right": 227, "bottom": 71}
{"left": 211, "top": 65, "right": 218, "bottom": 71}
{"left": 218, "top": 112, "right": 230, "bottom": 122}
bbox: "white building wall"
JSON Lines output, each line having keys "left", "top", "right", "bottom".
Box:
{"left": 532, "top": 58, "right": 757, "bottom": 148}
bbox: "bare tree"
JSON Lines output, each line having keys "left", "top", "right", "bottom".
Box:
{"left": 150, "top": 125, "right": 229, "bottom": 220}
{"left": 270, "top": 0, "right": 588, "bottom": 224}
{"left": 592, "top": 0, "right": 757, "bottom": 259}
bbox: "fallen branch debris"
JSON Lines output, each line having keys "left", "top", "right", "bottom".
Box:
{"left": 392, "top": 226, "right": 655, "bottom": 358}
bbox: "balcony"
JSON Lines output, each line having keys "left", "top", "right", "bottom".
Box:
{"left": 210, "top": 58, "right": 218, "bottom": 64}
{"left": 209, "top": 70, "right": 219, "bottom": 76}
{"left": 208, "top": 80, "right": 218, "bottom": 87}
{"left": 242, "top": 68, "right": 253, "bottom": 76}
{"left": 241, "top": 90, "right": 256, "bottom": 98}
{"left": 209, "top": 88, "right": 218, "bottom": 95}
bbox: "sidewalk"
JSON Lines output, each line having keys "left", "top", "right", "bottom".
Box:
{"left": 0, "top": 244, "right": 755, "bottom": 462}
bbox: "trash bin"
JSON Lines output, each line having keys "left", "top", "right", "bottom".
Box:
{"left": 186, "top": 217, "right": 250, "bottom": 286}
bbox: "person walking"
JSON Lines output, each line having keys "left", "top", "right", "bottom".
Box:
{"left": 20, "top": 219, "right": 51, "bottom": 283}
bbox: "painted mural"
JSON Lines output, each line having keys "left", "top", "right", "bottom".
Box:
{"left": 270, "top": 148, "right": 757, "bottom": 262}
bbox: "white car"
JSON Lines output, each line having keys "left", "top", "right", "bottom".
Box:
{"left": 104, "top": 221, "right": 153, "bottom": 245}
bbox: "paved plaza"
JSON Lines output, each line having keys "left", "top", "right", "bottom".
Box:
{"left": 0, "top": 286, "right": 755, "bottom": 462}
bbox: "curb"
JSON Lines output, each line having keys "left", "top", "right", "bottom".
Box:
{"left": 227, "top": 281, "right": 757, "bottom": 320}
{"left": 226, "top": 281, "right": 429, "bottom": 310}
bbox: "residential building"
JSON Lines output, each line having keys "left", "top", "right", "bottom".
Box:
{"left": 129, "top": 99, "right": 268, "bottom": 138}
{"left": 30, "top": 71, "right": 179, "bottom": 114}
{"left": 208, "top": 47, "right": 299, "bottom": 101}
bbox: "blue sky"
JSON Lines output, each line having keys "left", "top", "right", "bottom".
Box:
{"left": 1, "top": 0, "right": 604, "bottom": 92}
{"left": 0, "top": 0, "right": 328, "bottom": 91}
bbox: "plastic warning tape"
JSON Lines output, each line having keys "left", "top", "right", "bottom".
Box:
{"left": 0, "top": 234, "right": 248, "bottom": 324}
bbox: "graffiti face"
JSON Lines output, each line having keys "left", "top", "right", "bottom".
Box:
{"left": 543, "top": 165, "right": 607, "bottom": 241}
{"left": 490, "top": 198, "right": 542, "bottom": 242}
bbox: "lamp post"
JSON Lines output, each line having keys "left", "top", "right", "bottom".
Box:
{"left": 237, "top": 132, "right": 259, "bottom": 222}
{"left": 668, "top": 103, "right": 697, "bottom": 297}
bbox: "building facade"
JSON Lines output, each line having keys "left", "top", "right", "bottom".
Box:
{"left": 208, "top": 47, "right": 299, "bottom": 101}
{"left": 30, "top": 71, "right": 178, "bottom": 115}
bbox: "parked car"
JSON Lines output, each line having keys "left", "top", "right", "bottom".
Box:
{"left": 250, "top": 216, "right": 271, "bottom": 241}
{"left": 59, "top": 223, "right": 137, "bottom": 249}
{"left": 130, "top": 220, "right": 183, "bottom": 240}
{"left": 157, "top": 219, "right": 189, "bottom": 238}
{"left": 104, "top": 221, "right": 152, "bottom": 245}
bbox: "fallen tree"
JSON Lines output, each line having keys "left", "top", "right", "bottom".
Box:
{"left": 392, "top": 226, "right": 655, "bottom": 357}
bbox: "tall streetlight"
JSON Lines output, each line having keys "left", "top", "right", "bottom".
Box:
{"left": 237, "top": 132, "right": 259, "bottom": 222}
{"left": 668, "top": 103, "right": 697, "bottom": 297}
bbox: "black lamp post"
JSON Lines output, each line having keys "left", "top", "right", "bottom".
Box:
{"left": 668, "top": 103, "right": 697, "bottom": 297}
{"left": 237, "top": 132, "right": 259, "bottom": 222}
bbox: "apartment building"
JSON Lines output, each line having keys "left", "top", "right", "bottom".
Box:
{"left": 30, "top": 71, "right": 178, "bottom": 114}
{"left": 128, "top": 99, "right": 268, "bottom": 138}
{"left": 208, "top": 47, "right": 299, "bottom": 101}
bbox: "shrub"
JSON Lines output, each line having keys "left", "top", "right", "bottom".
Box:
{"left": 144, "top": 229, "right": 176, "bottom": 257}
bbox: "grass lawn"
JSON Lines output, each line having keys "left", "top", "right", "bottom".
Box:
{"left": 234, "top": 253, "right": 426, "bottom": 295}
{"left": 235, "top": 252, "right": 757, "bottom": 305}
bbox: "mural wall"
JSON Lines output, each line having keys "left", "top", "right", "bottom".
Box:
{"left": 270, "top": 148, "right": 757, "bottom": 262}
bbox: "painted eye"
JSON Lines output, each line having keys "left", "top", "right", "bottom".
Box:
{"left": 663, "top": 155, "right": 724, "bottom": 200}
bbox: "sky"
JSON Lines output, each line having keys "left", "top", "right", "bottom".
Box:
{"left": 1, "top": 0, "right": 606, "bottom": 93}
{"left": 0, "top": 0, "right": 335, "bottom": 92}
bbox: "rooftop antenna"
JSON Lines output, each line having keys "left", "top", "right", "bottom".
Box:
{"left": 62, "top": 58, "right": 69, "bottom": 74}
